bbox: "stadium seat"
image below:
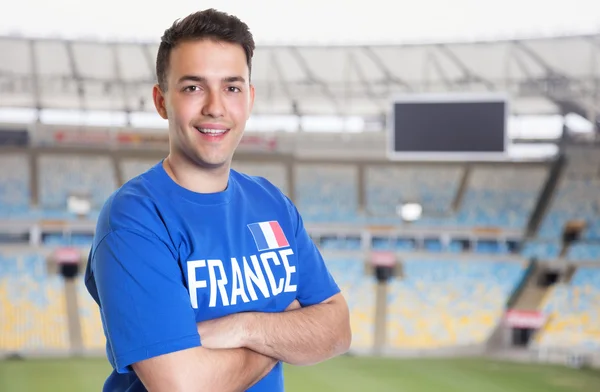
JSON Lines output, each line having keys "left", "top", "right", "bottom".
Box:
{"left": 294, "top": 164, "right": 359, "bottom": 223}
{"left": 536, "top": 267, "right": 600, "bottom": 350}
{"left": 538, "top": 178, "right": 600, "bottom": 239}
{"left": 364, "top": 165, "right": 462, "bottom": 221}
{"left": 37, "top": 154, "right": 117, "bottom": 211}
{"left": 451, "top": 166, "right": 547, "bottom": 230}
{"left": 120, "top": 158, "right": 160, "bottom": 184}
{"left": 566, "top": 242, "right": 600, "bottom": 262}
{"left": 0, "top": 252, "right": 69, "bottom": 351}
{"left": 323, "top": 258, "right": 375, "bottom": 350}
{"left": 520, "top": 240, "right": 562, "bottom": 261}
{"left": 386, "top": 259, "right": 525, "bottom": 349}
{"left": 231, "top": 161, "right": 289, "bottom": 196}
{"left": 583, "top": 219, "right": 600, "bottom": 241}
{"left": 77, "top": 279, "right": 106, "bottom": 351}
{"left": 0, "top": 153, "right": 30, "bottom": 217}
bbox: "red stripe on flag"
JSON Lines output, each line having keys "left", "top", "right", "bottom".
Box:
{"left": 269, "top": 221, "right": 289, "bottom": 247}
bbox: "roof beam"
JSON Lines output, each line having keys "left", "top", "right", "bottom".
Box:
{"left": 514, "top": 41, "right": 561, "bottom": 76}
{"left": 348, "top": 51, "right": 384, "bottom": 112}
{"left": 362, "top": 47, "right": 414, "bottom": 92}
{"left": 425, "top": 48, "right": 453, "bottom": 90}
{"left": 288, "top": 47, "right": 340, "bottom": 115}
{"left": 137, "top": 44, "right": 158, "bottom": 111}
{"left": 142, "top": 44, "right": 157, "bottom": 83}
{"left": 508, "top": 41, "right": 535, "bottom": 79}
{"left": 514, "top": 40, "right": 588, "bottom": 118}
{"left": 437, "top": 44, "right": 495, "bottom": 90}
{"left": 112, "top": 44, "right": 131, "bottom": 121}
{"left": 270, "top": 50, "right": 297, "bottom": 115}
{"left": 64, "top": 41, "right": 85, "bottom": 111}
{"left": 590, "top": 36, "right": 600, "bottom": 124}
{"left": 28, "top": 39, "right": 42, "bottom": 115}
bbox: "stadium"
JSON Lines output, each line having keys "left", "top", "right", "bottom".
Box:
{"left": 1, "top": 4, "right": 600, "bottom": 391}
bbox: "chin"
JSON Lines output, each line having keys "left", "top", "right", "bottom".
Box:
{"left": 195, "top": 156, "right": 230, "bottom": 170}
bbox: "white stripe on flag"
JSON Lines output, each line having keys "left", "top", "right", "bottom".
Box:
{"left": 259, "top": 221, "right": 278, "bottom": 249}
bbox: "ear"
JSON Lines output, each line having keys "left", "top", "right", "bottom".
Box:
{"left": 152, "top": 84, "right": 168, "bottom": 119}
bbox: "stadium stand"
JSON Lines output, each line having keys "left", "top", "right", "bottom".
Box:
{"left": 536, "top": 267, "right": 600, "bottom": 350}
{"left": 0, "top": 153, "right": 30, "bottom": 217}
{"left": 294, "top": 164, "right": 359, "bottom": 223}
{"left": 76, "top": 279, "right": 106, "bottom": 351}
{"left": 386, "top": 259, "right": 526, "bottom": 349}
{"left": 0, "top": 252, "right": 69, "bottom": 352}
{"left": 567, "top": 243, "right": 600, "bottom": 262}
{"left": 452, "top": 166, "right": 548, "bottom": 229}
{"left": 324, "top": 258, "right": 375, "bottom": 350}
{"left": 37, "top": 154, "right": 116, "bottom": 214}
{"left": 231, "top": 161, "right": 289, "bottom": 196}
{"left": 120, "top": 158, "right": 159, "bottom": 184}
{"left": 364, "top": 164, "right": 463, "bottom": 223}
{"left": 520, "top": 240, "right": 562, "bottom": 260}
{"left": 537, "top": 177, "right": 600, "bottom": 239}
{"left": 319, "top": 236, "right": 362, "bottom": 251}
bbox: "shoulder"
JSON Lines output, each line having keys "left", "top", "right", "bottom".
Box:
{"left": 95, "top": 165, "right": 167, "bottom": 238}
{"left": 230, "top": 169, "right": 302, "bottom": 228}
{"left": 230, "top": 169, "right": 290, "bottom": 203}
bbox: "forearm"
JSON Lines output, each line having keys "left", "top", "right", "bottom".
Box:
{"left": 194, "top": 347, "right": 277, "bottom": 391}
{"left": 243, "top": 297, "right": 351, "bottom": 366}
{"left": 135, "top": 345, "right": 277, "bottom": 392}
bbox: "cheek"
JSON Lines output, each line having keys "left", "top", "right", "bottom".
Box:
{"left": 169, "top": 98, "right": 196, "bottom": 124}
{"left": 228, "top": 99, "right": 250, "bottom": 124}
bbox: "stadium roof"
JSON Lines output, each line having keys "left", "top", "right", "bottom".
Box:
{"left": 0, "top": 34, "right": 598, "bottom": 120}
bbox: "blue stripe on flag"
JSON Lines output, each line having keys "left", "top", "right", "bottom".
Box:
{"left": 248, "top": 223, "right": 269, "bottom": 251}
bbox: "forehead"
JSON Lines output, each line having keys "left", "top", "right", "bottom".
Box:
{"left": 168, "top": 39, "right": 249, "bottom": 80}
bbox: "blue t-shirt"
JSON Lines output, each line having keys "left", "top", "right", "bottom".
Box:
{"left": 84, "top": 161, "right": 340, "bottom": 392}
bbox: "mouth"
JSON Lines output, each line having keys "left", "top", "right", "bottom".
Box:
{"left": 195, "top": 127, "right": 230, "bottom": 137}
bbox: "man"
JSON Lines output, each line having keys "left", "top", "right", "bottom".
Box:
{"left": 84, "top": 8, "right": 352, "bottom": 392}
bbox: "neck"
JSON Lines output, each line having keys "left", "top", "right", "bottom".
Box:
{"left": 163, "top": 153, "right": 230, "bottom": 194}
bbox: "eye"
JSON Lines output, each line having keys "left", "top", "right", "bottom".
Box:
{"left": 227, "top": 86, "right": 242, "bottom": 93}
{"left": 183, "top": 85, "right": 200, "bottom": 93}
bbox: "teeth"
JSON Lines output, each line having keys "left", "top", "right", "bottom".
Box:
{"left": 197, "top": 128, "right": 227, "bottom": 135}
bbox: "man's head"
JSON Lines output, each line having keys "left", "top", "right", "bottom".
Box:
{"left": 153, "top": 9, "right": 256, "bottom": 172}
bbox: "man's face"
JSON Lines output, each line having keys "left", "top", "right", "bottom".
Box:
{"left": 154, "top": 39, "right": 254, "bottom": 170}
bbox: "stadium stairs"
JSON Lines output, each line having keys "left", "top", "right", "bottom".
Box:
{"left": 526, "top": 152, "right": 567, "bottom": 238}
{"left": 533, "top": 266, "right": 600, "bottom": 354}
{"left": 510, "top": 262, "right": 554, "bottom": 311}
{"left": 450, "top": 165, "right": 471, "bottom": 212}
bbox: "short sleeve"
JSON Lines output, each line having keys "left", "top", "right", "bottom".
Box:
{"left": 91, "top": 229, "right": 200, "bottom": 373}
{"left": 286, "top": 200, "right": 341, "bottom": 306}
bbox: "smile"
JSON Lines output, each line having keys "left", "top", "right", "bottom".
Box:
{"left": 195, "top": 127, "right": 229, "bottom": 135}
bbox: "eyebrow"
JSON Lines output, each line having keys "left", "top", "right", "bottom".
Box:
{"left": 177, "top": 75, "right": 246, "bottom": 84}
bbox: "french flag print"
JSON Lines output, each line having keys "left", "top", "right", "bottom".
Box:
{"left": 247, "top": 221, "right": 290, "bottom": 251}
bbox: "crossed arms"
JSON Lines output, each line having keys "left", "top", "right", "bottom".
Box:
{"left": 133, "top": 293, "right": 351, "bottom": 392}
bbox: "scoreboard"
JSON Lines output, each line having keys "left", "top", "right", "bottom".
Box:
{"left": 387, "top": 92, "right": 509, "bottom": 161}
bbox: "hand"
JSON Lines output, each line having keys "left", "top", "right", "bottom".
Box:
{"left": 285, "top": 299, "right": 301, "bottom": 312}
{"left": 197, "top": 314, "right": 246, "bottom": 350}
{"left": 197, "top": 300, "right": 301, "bottom": 350}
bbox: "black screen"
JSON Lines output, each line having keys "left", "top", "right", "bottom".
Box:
{"left": 0, "top": 129, "right": 29, "bottom": 147}
{"left": 392, "top": 100, "right": 506, "bottom": 154}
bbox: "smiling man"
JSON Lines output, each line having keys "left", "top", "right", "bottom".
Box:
{"left": 84, "top": 8, "right": 351, "bottom": 392}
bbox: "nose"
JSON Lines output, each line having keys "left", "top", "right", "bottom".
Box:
{"left": 201, "top": 90, "right": 225, "bottom": 118}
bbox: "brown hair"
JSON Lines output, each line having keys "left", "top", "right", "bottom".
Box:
{"left": 156, "top": 8, "right": 255, "bottom": 91}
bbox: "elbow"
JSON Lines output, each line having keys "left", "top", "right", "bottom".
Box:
{"left": 335, "top": 300, "right": 352, "bottom": 355}
{"left": 289, "top": 323, "right": 352, "bottom": 367}
{"left": 336, "top": 320, "right": 352, "bottom": 355}
{"left": 322, "top": 317, "right": 352, "bottom": 364}
{"left": 329, "top": 298, "right": 352, "bottom": 358}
